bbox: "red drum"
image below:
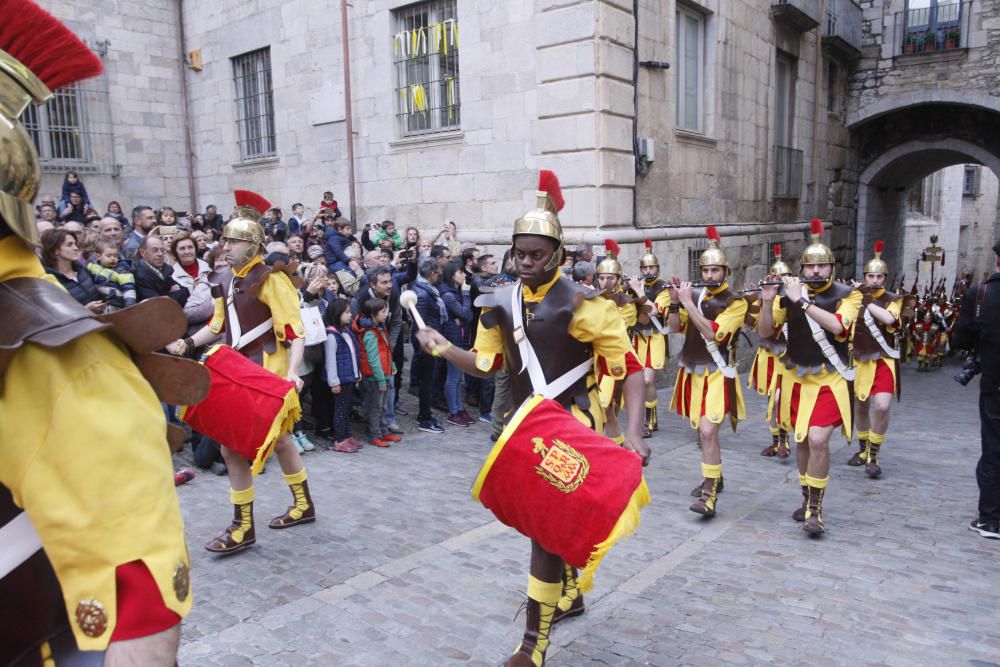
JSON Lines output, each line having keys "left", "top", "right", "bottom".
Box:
{"left": 471, "top": 395, "right": 649, "bottom": 592}
{"left": 179, "top": 345, "right": 300, "bottom": 474}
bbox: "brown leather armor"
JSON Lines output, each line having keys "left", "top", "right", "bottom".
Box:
{"left": 782, "top": 281, "right": 855, "bottom": 374}
{"left": 479, "top": 277, "right": 600, "bottom": 412}
{"left": 210, "top": 262, "right": 278, "bottom": 365}
{"left": 678, "top": 287, "right": 738, "bottom": 373}
{"left": 634, "top": 279, "right": 667, "bottom": 335}
{"left": 854, "top": 290, "right": 902, "bottom": 361}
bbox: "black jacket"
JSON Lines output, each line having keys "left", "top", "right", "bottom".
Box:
{"left": 954, "top": 271, "right": 1000, "bottom": 393}
{"left": 134, "top": 259, "right": 190, "bottom": 306}
{"left": 45, "top": 263, "right": 102, "bottom": 306}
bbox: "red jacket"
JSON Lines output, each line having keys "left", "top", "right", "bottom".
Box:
{"left": 353, "top": 315, "right": 392, "bottom": 381}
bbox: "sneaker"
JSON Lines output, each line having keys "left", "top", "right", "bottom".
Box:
{"left": 293, "top": 436, "right": 304, "bottom": 454}
{"left": 418, "top": 419, "right": 445, "bottom": 434}
{"left": 382, "top": 433, "right": 402, "bottom": 442}
{"left": 447, "top": 412, "right": 471, "bottom": 427}
{"left": 969, "top": 518, "right": 1000, "bottom": 539}
{"left": 386, "top": 422, "right": 405, "bottom": 434}
{"left": 457, "top": 410, "right": 476, "bottom": 425}
{"left": 478, "top": 413, "right": 493, "bottom": 424}
{"left": 394, "top": 405, "right": 410, "bottom": 416}
{"left": 297, "top": 433, "right": 316, "bottom": 452}
{"left": 331, "top": 439, "right": 359, "bottom": 453}
{"left": 210, "top": 461, "right": 228, "bottom": 476}
{"left": 370, "top": 437, "right": 391, "bottom": 448}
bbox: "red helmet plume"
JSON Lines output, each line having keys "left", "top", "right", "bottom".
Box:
{"left": 644, "top": 238, "right": 653, "bottom": 251}
{"left": 604, "top": 239, "right": 621, "bottom": 257}
{"left": 0, "top": 0, "right": 104, "bottom": 91}
{"left": 810, "top": 218, "right": 825, "bottom": 237}
{"left": 538, "top": 170, "right": 565, "bottom": 212}
{"left": 773, "top": 244, "right": 783, "bottom": 257}
{"left": 706, "top": 226, "right": 721, "bottom": 244}
{"left": 873, "top": 240, "right": 885, "bottom": 254}
{"left": 234, "top": 189, "right": 271, "bottom": 216}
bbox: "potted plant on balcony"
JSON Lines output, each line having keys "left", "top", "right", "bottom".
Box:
{"left": 923, "top": 31, "right": 938, "bottom": 52}
{"left": 944, "top": 28, "right": 960, "bottom": 49}
{"left": 903, "top": 33, "right": 918, "bottom": 54}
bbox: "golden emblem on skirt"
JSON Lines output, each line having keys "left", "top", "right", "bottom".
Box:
{"left": 75, "top": 599, "right": 107, "bottom": 637}
{"left": 532, "top": 437, "right": 590, "bottom": 493}
{"left": 173, "top": 560, "right": 191, "bottom": 602}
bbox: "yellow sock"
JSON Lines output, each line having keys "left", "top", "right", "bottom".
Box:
{"left": 283, "top": 469, "right": 310, "bottom": 515}
{"left": 868, "top": 432, "right": 885, "bottom": 445}
{"left": 857, "top": 430, "right": 870, "bottom": 442}
{"left": 701, "top": 462, "right": 722, "bottom": 479}
{"left": 770, "top": 426, "right": 780, "bottom": 436}
{"left": 521, "top": 576, "right": 562, "bottom": 666}
{"left": 231, "top": 486, "right": 254, "bottom": 505}
{"left": 798, "top": 473, "right": 807, "bottom": 487}
{"left": 804, "top": 474, "right": 829, "bottom": 489}
{"left": 557, "top": 564, "right": 580, "bottom": 612}
{"left": 612, "top": 434, "right": 625, "bottom": 446}
{"left": 645, "top": 401, "right": 657, "bottom": 409}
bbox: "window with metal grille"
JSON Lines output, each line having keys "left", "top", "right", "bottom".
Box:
{"left": 963, "top": 165, "right": 981, "bottom": 197}
{"left": 21, "top": 84, "right": 87, "bottom": 163}
{"left": 232, "top": 48, "right": 276, "bottom": 161}
{"left": 687, "top": 241, "right": 707, "bottom": 281}
{"left": 392, "top": 0, "right": 460, "bottom": 137}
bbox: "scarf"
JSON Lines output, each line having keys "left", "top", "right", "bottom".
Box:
{"left": 416, "top": 275, "right": 447, "bottom": 323}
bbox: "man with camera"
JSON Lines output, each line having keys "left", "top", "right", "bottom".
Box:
{"left": 954, "top": 240, "right": 1000, "bottom": 540}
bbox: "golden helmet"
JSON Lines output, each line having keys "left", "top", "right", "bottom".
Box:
{"left": 770, "top": 243, "right": 791, "bottom": 276}
{"left": 222, "top": 189, "right": 269, "bottom": 248}
{"left": 864, "top": 240, "right": 889, "bottom": 275}
{"left": 0, "top": 3, "right": 103, "bottom": 245}
{"left": 596, "top": 239, "right": 622, "bottom": 277}
{"left": 800, "top": 218, "right": 835, "bottom": 265}
{"left": 699, "top": 226, "right": 729, "bottom": 268}
{"left": 513, "top": 170, "right": 565, "bottom": 271}
{"left": 639, "top": 238, "right": 658, "bottom": 268}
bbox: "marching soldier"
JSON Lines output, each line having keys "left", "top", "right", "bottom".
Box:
{"left": 759, "top": 219, "right": 862, "bottom": 536}
{"left": 751, "top": 245, "right": 792, "bottom": 459}
{"left": 171, "top": 191, "right": 316, "bottom": 554}
{"left": 630, "top": 239, "right": 671, "bottom": 438}
{"left": 1, "top": 3, "right": 199, "bottom": 661}
{"left": 595, "top": 239, "right": 637, "bottom": 446}
{"left": 849, "top": 241, "right": 903, "bottom": 478}
{"left": 413, "top": 171, "right": 650, "bottom": 667}
{"left": 666, "top": 227, "right": 748, "bottom": 518}
{"left": 912, "top": 309, "right": 939, "bottom": 372}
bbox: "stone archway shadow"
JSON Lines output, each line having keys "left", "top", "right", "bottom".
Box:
{"left": 848, "top": 90, "right": 1000, "bottom": 129}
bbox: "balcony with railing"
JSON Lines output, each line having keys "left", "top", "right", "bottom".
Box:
{"left": 822, "top": 0, "right": 862, "bottom": 61}
{"left": 774, "top": 145, "right": 804, "bottom": 199}
{"left": 894, "top": 1, "right": 971, "bottom": 57}
{"left": 771, "top": 0, "right": 822, "bottom": 32}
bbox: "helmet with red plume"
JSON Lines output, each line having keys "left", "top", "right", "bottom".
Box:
{"left": 639, "top": 237, "right": 659, "bottom": 271}
{"left": 770, "top": 243, "right": 792, "bottom": 276}
{"left": 221, "top": 190, "right": 271, "bottom": 264}
{"left": 698, "top": 226, "right": 729, "bottom": 270}
{"left": 596, "top": 239, "right": 623, "bottom": 280}
{"left": 864, "top": 240, "right": 889, "bottom": 275}
{"left": 513, "top": 170, "right": 566, "bottom": 272}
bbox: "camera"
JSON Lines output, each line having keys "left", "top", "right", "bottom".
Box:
{"left": 953, "top": 355, "right": 981, "bottom": 386}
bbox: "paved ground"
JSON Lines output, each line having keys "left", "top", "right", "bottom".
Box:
{"left": 174, "top": 360, "right": 998, "bottom": 666}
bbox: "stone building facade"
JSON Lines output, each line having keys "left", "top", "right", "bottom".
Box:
{"left": 34, "top": 0, "right": 875, "bottom": 282}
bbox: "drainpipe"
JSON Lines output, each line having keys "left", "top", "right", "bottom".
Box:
{"left": 176, "top": 0, "right": 198, "bottom": 212}
{"left": 811, "top": 1, "right": 825, "bottom": 216}
{"left": 340, "top": 0, "right": 358, "bottom": 230}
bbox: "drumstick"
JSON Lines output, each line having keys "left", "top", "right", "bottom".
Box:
{"left": 399, "top": 290, "right": 427, "bottom": 330}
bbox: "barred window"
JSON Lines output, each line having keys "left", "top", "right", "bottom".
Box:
{"left": 22, "top": 84, "right": 87, "bottom": 163}
{"left": 392, "top": 0, "right": 460, "bottom": 137}
{"left": 232, "top": 48, "right": 276, "bottom": 161}
{"left": 963, "top": 165, "right": 981, "bottom": 197}
{"left": 687, "top": 241, "right": 707, "bottom": 281}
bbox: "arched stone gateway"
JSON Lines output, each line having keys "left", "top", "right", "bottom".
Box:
{"left": 850, "top": 101, "right": 1000, "bottom": 282}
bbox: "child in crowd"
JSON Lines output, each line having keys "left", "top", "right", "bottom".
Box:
{"left": 354, "top": 298, "right": 401, "bottom": 448}
{"left": 86, "top": 239, "right": 136, "bottom": 310}
{"left": 323, "top": 299, "right": 362, "bottom": 453}
{"left": 59, "top": 170, "right": 90, "bottom": 211}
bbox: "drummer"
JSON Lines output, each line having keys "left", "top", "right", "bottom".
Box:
{"left": 413, "top": 171, "right": 650, "bottom": 667}
{"left": 170, "top": 190, "right": 315, "bottom": 555}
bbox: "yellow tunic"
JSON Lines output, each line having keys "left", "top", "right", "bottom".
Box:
{"left": 599, "top": 296, "right": 637, "bottom": 410}
{"left": 767, "top": 286, "right": 862, "bottom": 442}
{"left": 0, "top": 236, "right": 192, "bottom": 651}
{"left": 632, "top": 290, "right": 668, "bottom": 370}
{"left": 473, "top": 273, "right": 635, "bottom": 434}
{"left": 748, "top": 346, "right": 780, "bottom": 396}
{"left": 668, "top": 285, "right": 748, "bottom": 429}
{"left": 854, "top": 294, "right": 902, "bottom": 400}
{"left": 209, "top": 255, "right": 306, "bottom": 377}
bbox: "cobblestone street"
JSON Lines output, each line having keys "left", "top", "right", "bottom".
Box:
{"left": 175, "top": 361, "right": 998, "bottom": 666}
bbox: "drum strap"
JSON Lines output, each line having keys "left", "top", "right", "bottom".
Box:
{"left": 0, "top": 512, "right": 41, "bottom": 580}
{"left": 696, "top": 289, "right": 736, "bottom": 379}
{"left": 802, "top": 285, "right": 855, "bottom": 380}
{"left": 863, "top": 307, "right": 900, "bottom": 359}
{"left": 510, "top": 281, "right": 593, "bottom": 400}
{"left": 226, "top": 274, "right": 274, "bottom": 351}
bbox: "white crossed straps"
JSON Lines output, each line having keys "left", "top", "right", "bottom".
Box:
{"left": 226, "top": 274, "right": 274, "bottom": 351}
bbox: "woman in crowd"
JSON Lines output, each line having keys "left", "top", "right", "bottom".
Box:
{"left": 105, "top": 200, "right": 128, "bottom": 227}
{"left": 404, "top": 226, "right": 420, "bottom": 251}
{"left": 190, "top": 230, "right": 209, "bottom": 257}
{"left": 170, "top": 234, "right": 214, "bottom": 331}
{"left": 287, "top": 233, "right": 305, "bottom": 262}
{"left": 300, "top": 263, "right": 339, "bottom": 451}
{"left": 40, "top": 228, "right": 104, "bottom": 313}
{"left": 440, "top": 262, "right": 474, "bottom": 427}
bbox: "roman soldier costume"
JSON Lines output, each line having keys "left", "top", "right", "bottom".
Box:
{"left": 912, "top": 309, "right": 939, "bottom": 372}
{"left": 180, "top": 190, "right": 314, "bottom": 555}
{"left": 668, "top": 226, "right": 748, "bottom": 517}
{"left": 752, "top": 245, "right": 792, "bottom": 459}
{"left": 634, "top": 239, "right": 670, "bottom": 437}
{"left": 0, "top": 3, "right": 204, "bottom": 661}
{"left": 595, "top": 239, "right": 637, "bottom": 444}
{"left": 766, "top": 219, "right": 862, "bottom": 535}
{"left": 470, "top": 171, "right": 648, "bottom": 666}
{"left": 848, "top": 241, "right": 902, "bottom": 477}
